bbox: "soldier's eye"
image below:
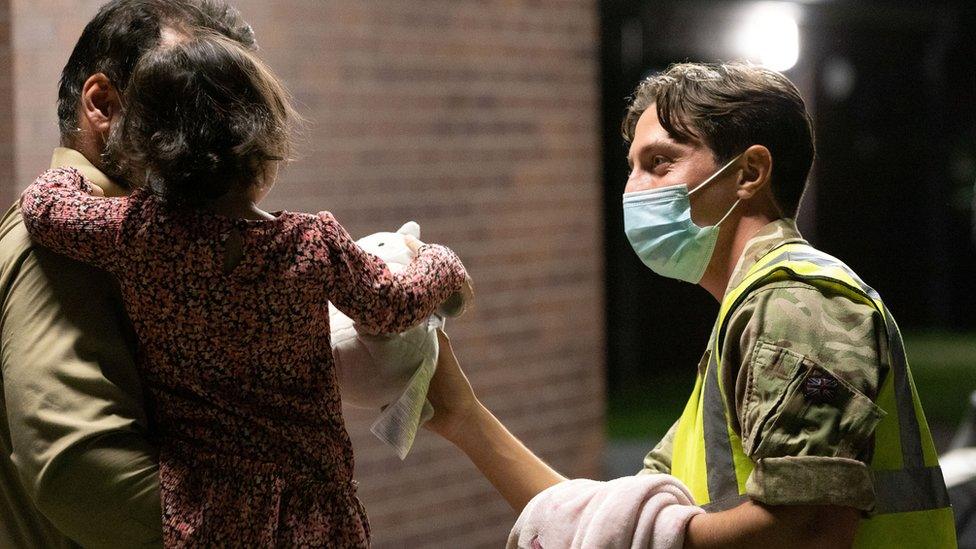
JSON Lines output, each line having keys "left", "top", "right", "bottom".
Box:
{"left": 651, "top": 156, "right": 672, "bottom": 172}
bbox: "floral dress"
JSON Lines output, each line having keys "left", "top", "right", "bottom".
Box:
{"left": 20, "top": 167, "right": 468, "bottom": 547}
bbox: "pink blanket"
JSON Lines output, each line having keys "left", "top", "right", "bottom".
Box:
{"left": 507, "top": 474, "right": 704, "bottom": 549}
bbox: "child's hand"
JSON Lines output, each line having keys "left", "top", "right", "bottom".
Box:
{"left": 404, "top": 235, "right": 475, "bottom": 314}
{"left": 88, "top": 184, "right": 105, "bottom": 197}
{"left": 404, "top": 234, "right": 423, "bottom": 256}
{"left": 458, "top": 275, "right": 474, "bottom": 312}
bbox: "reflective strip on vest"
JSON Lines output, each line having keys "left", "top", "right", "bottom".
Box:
{"left": 701, "top": 346, "right": 743, "bottom": 509}
{"left": 671, "top": 242, "right": 956, "bottom": 547}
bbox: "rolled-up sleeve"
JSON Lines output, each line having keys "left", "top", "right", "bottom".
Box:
{"left": 722, "top": 282, "right": 887, "bottom": 511}
{"left": 1, "top": 209, "right": 161, "bottom": 547}
{"left": 639, "top": 418, "right": 679, "bottom": 476}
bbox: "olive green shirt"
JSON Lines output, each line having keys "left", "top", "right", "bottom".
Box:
{"left": 641, "top": 219, "right": 885, "bottom": 511}
{"left": 0, "top": 149, "right": 162, "bottom": 547}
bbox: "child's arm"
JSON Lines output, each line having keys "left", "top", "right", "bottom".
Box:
{"left": 317, "top": 212, "right": 467, "bottom": 335}
{"left": 20, "top": 167, "right": 130, "bottom": 272}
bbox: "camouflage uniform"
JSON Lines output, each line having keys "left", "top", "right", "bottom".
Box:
{"left": 640, "top": 218, "right": 886, "bottom": 510}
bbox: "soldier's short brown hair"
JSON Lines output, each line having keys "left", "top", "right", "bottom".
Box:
{"left": 622, "top": 62, "right": 815, "bottom": 218}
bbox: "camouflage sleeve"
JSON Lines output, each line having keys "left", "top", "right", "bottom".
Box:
{"left": 637, "top": 418, "right": 679, "bottom": 475}
{"left": 721, "top": 281, "right": 887, "bottom": 511}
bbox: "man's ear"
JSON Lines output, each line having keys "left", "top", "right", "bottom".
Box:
{"left": 80, "top": 73, "right": 122, "bottom": 135}
{"left": 736, "top": 144, "right": 773, "bottom": 200}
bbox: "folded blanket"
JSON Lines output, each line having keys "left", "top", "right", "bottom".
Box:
{"left": 508, "top": 474, "right": 703, "bottom": 549}
{"left": 367, "top": 314, "right": 442, "bottom": 458}
{"left": 333, "top": 306, "right": 442, "bottom": 460}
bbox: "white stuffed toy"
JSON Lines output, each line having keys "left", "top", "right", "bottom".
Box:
{"left": 330, "top": 221, "right": 466, "bottom": 459}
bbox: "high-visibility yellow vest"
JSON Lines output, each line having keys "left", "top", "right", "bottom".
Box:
{"left": 670, "top": 242, "right": 956, "bottom": 548}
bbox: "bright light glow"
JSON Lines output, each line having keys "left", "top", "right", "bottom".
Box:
{"left": 736, "top": 3, "right": 800, "bottom": 71}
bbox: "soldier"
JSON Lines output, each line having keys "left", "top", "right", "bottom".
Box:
{"left": 425, "top": 62, "right": 956, "bottom": 547}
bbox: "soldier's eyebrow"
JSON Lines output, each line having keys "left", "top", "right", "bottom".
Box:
{"left": 627, "top": 139, "right": 682, "bottom": 170}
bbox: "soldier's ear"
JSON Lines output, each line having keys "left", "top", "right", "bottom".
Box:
{"left": 736, "top": 145, "right": 772, "bottom": 201}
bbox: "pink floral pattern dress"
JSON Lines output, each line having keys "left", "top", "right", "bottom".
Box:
{"left": 20, "top": 167, "right": 468, "bottom": 547}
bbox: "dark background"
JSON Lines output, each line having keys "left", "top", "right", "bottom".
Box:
{"left": 599, "top": 0, "right": 976, "bottom": 442}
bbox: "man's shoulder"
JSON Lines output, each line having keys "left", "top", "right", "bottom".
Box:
{"left": 754, "top": 274, "right": 875, "bottom": 305}
{"left": 0, "top": 202, "right": 35, "bottom": 274}
{"left": 738, "top": 279, "right": 881, "bottom": 341}
{"left": 726, "top": 264, "right": 886, "bottom": 453}
{"left": 728, "top": 279, "right": 884, "bottom": 398}
{"left": 735, "top": 274, "right": 878, "bottom": 325}
{"left": 0, "top": 200, "right": 119, "bottom": 307}
{"left": 736, "top": 244, "right": 882, "bottom": 327}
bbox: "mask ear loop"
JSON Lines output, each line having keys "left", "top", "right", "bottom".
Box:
{"left": 689, "top": 153, "right": 746, "bottom": 228}
{"left": 688, "top": 154, "right": 743, "bottom": 196}
{"left": 713, "top": 196, "right": 742, "bottom": 227}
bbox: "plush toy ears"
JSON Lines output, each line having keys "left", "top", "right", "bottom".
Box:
{"left": 397, "top": 221, "right": 421, "bottom": 239}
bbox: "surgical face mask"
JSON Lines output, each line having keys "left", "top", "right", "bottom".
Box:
{"left": 622, "top": 154, "right": 743, "bottom": 283}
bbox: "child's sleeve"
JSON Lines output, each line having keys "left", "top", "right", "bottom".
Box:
{"left": 316, "top": 212, "right": 468, "bottom": 335}
{"left": 20, "top": 167, "right": 130, "bottom": 273}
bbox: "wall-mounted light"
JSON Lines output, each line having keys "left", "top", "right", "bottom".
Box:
{"left": 735, "top": 2, "right": 800, "bottom": 71}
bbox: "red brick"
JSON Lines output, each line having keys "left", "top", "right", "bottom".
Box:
{"left": 0, "top": 0, "right": 12, "bottom": 207}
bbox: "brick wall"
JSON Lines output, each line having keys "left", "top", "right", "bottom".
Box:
{"left": 0, "top": 0, "right": 12, "bottom": 207}
{"left": 4, "top": 1, "right": 604, "bottom": 546}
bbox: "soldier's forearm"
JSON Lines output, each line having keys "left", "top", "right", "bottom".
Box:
{"left": 684, "top": 500, "right": 859, "bottom": 549}
{"left": 451, "top": 403, "right": 567, "bottom": 513}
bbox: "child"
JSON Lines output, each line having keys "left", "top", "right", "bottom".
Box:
{"left": 20, "top": 32, "right": 468, "bottom": 547}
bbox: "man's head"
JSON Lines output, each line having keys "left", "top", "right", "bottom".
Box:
{"left": 58, "top": 0, "right": 256, "bottom": 179}
{"left": 622, "top": 62, "right": 815, "bottom": 220}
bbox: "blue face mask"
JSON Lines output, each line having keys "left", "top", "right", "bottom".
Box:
{"left": 622, "top": 154, "right": 743, "bottom": 283}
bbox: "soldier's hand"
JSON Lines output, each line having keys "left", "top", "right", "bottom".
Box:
{"left": 425, "top": 329, "right": 480, "bottom": 444}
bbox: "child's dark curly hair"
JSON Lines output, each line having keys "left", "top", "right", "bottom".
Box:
{"left": 104, "top": 31, "right": 298, "bottom": 206}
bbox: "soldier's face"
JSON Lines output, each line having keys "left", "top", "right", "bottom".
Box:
{"left": 625, "top": 106, "right": 742, "bottom": 228}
